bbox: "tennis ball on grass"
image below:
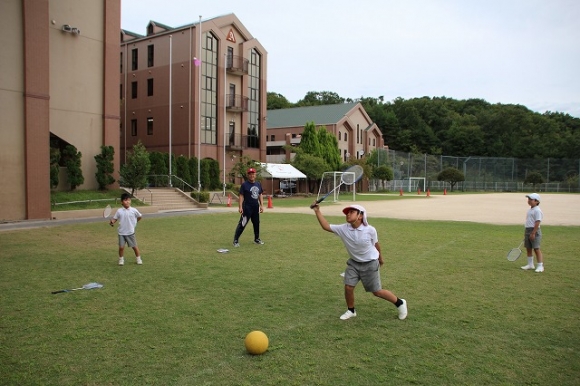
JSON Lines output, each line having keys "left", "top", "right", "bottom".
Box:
{"left": 244, "top": 330, "right": 269, "bottom": 355}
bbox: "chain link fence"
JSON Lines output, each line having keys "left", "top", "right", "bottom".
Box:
{"left": 373, "top": 149, "right": 580, "bottom": 193}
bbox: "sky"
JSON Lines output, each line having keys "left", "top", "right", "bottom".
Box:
{"left": 121, "top": 0, "right": 580, "bottom": 117}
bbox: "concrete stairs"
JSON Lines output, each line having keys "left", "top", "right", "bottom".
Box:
{"left": 130, "top": 188, "right": 203, "bottom": 211}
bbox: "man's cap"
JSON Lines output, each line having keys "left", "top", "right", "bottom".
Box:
{"left": 526, "top": 193, "right": 541, "bottom": 202}
{"left": 342, "top": 204, "right": 368, "bottom": 226}
{"left": 247, "top": 168, "right": 256, "bottom": 174}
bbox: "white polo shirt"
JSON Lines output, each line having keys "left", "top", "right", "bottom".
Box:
{"left": 113, "top": 206, "right": 142, "bottom": 236}
{"left": 330, "top": 223, "right": 379, "bottom": 263}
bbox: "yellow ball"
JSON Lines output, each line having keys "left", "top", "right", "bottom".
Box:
{"left": 244, "top": 330, "right": 269, "bottom": 355}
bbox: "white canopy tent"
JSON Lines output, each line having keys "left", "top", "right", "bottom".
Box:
{"left": 260, "top": 163, "right": 307, "bottom": 195}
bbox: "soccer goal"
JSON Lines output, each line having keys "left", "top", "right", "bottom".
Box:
{"left": 407, "top": 177, "right": 426, "bottom": 192}
{"left": 317, "top": 171, "right": 356, "bottom": 203}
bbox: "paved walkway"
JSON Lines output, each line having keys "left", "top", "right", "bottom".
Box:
{"left": 1, "top": 193, "right": 578, "bottom": 232}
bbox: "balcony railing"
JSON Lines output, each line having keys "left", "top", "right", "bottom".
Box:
{"left": 226, "top": 55, "right": 249, "bottom": 75}
{"left": 226, "top": 133, "right": 260, "bottom": 150}
{"left": 226, "top": 94, "right": 249, "bottom": 112}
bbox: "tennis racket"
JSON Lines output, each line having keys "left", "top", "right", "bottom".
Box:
{"left": 104, "top": 204, "right": 114, "bottom": 226}
{"left": 52, "top": 282, "right": 104, "bottom": 294}
{"left": 507, "top": 241, "right": 524, "bottom": 261}
{"left": 310, "top": 165, "right": 364, "bottom": 208}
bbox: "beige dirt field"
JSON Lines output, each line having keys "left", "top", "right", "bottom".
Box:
{"left": 267, "top": 193, "right": 580, "bottom": 226}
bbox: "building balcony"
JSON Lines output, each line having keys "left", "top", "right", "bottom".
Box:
{"left": 226, "top": 55, "right": 249, "bottom": 75}
{"left": 226, "top": 94, "right": 249, "bottom": 112}
{"left": 226, "top": 133, "right": 260, "bottom": 150}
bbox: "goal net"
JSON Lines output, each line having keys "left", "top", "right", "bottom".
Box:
{"left": 391, "top": 177, "right": 426, "bottom": 192}
{"left": 317, "top": 171, "right": 356, "bottom": 203}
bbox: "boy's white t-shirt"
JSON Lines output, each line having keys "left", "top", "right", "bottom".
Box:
{"left": 113, "top": 206, "right": 142, "bottom": 235}
{"left": 329, "top": 223, "right": 379, "bottom": 263}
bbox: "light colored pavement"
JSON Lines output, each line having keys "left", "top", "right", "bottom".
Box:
{"left": 1, "top": 193, "right": 578, "bottom": 232}
{"left": 264, "top": 193, "right": 580, "bottom": 226}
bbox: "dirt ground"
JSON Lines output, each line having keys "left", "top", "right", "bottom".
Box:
{"left": 270, "top": 193, "right": 580, "bottom": 226}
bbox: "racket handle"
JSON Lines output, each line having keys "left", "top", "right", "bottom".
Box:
{"left": 52, "top": 290, "right": 67, "bottom": 294}
{"left": 309, "top": 198, "right": 324, "bottom": 209}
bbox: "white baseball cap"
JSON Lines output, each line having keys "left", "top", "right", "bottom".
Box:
{"left": 342, "top": 204, "right": 368, "bottom": 226}
{"left": 526, "top": 193, "right": 541, "bottom": 202}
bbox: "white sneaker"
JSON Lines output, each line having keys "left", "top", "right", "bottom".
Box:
{"left": 398, "top": 299, "right": 408, "bottom": 320}
{"left": 136, "top": 257, "right": 142, "bottom": 265}
{"left": 521, "top": 264, "right": 535, "bottom": 270}
{"left": 535, "top": 265, "right": 544, "bottom": 273}
{"left": 118, "top": 257, "right": 124, "bottom": 266}
{"left": 340, "top": 310, "right": 356, "bottom": 320}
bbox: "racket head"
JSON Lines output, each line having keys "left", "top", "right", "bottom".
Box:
{"left": 103, "top": 205, "right": 112, "bottom": 218}
{"left": 506, "top": 248, "right": 522, "bottom": 261}
{"left": 82, "top": 282, "right": 104, "bottom": 290}
{"left": 340, "top": 165, "right": 364, "bottom": 185}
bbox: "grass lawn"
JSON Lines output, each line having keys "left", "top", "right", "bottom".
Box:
{"left": 1, "top": 208, "right": 579, "bottom": 385}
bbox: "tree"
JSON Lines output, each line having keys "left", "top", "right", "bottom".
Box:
{"left": 148, "top": 151, "right": 169, "bottom": 186}
{"left": 372, "top": 165, "right": 394, "bottom": 190}
{"left": 267, "top": 92, "right": 293, "bottom": 110}
{"left": 94, "top": 145, "right": 115, "bottom": 190}
{"left": 437, "top": 167, "right": 465, "bottom": 191}
{"left": 299, "top": 121, "right": 321, "bottom": 156}
{"left": 62, "top": 145, "right": 84, "bottom": 190}
{"left": 524, "top": 172, "right": 545, "bottom": 190}
{"left": 120, "top": 142, "right": 151, "bottom": 196}
{"left": 230, "top": 155, "right": 263, "bottom": 182}
{"left": 291, "top": 153, "right": 331, "bottom": 193}
{"left": 50, "top": 148, "right": 60, "bottom": 190}
{"left": 317, "top": 126, "right": 341, "bottom": 170}
{"left": 296, "top": 91, "right": 345, "bottom": 106}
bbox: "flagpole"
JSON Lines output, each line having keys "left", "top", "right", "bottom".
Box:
{"left": 223, "top": 52, "right": 227, "bottom": 196}
{"left": 197, "top": 15, "right": 202, "bottom": 192}
{"left": 169, "top": 34, "right": 172, "bottom": 187}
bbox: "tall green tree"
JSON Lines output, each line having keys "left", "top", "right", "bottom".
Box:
{"left": 94, "top": 145, "right": 115, "bottom": 190}
{"left": 267, "top": 92, "right": 293, "bottom": 110}
{"left": 299, "top": 121, "right": 322, "bottom": 157}
{"left": 62, "top": 145, "right": 84, "bottom": 190}
{"left": 291, "top": 153, "right": 331, "bottom": 193}
{"left": 120, "top": 142, "right": 151, "bottom": 196}
{"left": 50, "top": 148, "right": 60, "bottom": 190}
{"left": 317, "top": 126, "right": 341, "bottom": 170}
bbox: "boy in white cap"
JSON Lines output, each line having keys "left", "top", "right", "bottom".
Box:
{"left": 521, "top": 193, "right": 544, "bottom": 272}
{"left": 311, "top": 202, "right": 407, "bottom": 320}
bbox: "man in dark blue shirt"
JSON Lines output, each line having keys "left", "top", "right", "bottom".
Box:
{"left": 233, "top": 168, "right": 264, "bottom": 247}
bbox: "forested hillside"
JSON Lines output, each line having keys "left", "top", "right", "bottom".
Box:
{"left": 267, "top": 92, "right": 580, "bottom": 159}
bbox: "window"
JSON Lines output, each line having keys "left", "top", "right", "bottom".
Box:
{"left": 131, "top": 119, "right": 137, "bottom": 136}
{"left": 147, "top": 45, "right": 154, "bottom": 67}
{"left": 271, "top": 135, "right": 275, "bottom": 141}
{"left": 147, "top": 79, "right": 153, "bottom": 96}
{"left": 131, "top": 81, "right": 138, "bottom": 99}
{"left": 131, "top": 48, "right": 138, "bottom": 71}
{"left": 345, "top": 133, "right": 348, "bottom": 141}
{"left": 120, "top": 52, "right": 123, "bottom": 73}
{"left": 120, "top": 84, "right": 123, "bottom": 99}
{"left": 339, "top": 131, "right": 341, "bottom": 140}
{"left": 147, "top": 117, "right": 153, "bottom": 135}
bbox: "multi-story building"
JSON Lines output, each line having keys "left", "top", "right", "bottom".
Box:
{"left": 0, "top": 0, "right": 120, "bottom": 221}
{"left": 266, "top": 102, "right": 385, "bottom": 164}
{"left": 120, "top": 14, "right": 268, "bottom": 188}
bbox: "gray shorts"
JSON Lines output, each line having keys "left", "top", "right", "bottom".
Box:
{"left": 344, "top": 258, "right": 382, "bottom": 292}
{"left": 524, "top": 228, "right": 542, "bottom": 249}
{"left": 118, "top": 234, "right": 137, "bottom": 248}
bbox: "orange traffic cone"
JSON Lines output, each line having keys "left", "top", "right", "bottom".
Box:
{"left": 399, "top": 188, "right": 403, "bottom": 196}
{"left": 227, "top": 194, "right": 232, "bottom": 207}
{"left": 267, "top": 195, "right": 273, "bottom": 209}
{"left": 427, "top": 189, "right": 431, "bottom": 197}
{"left": 444, "top": 188, "right": 447, "bottom": 195}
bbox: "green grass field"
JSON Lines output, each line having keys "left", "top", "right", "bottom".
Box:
{"left": 1, "top": 208, "right": 579, "bottom": 385}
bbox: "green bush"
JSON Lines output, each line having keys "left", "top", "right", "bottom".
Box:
{"left": 191, "top": 191, "right": 209, "bottom": 203}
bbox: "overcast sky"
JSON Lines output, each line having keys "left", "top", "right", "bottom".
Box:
{"left": 121, "top": 0, "right": 580, "bottom": 117}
